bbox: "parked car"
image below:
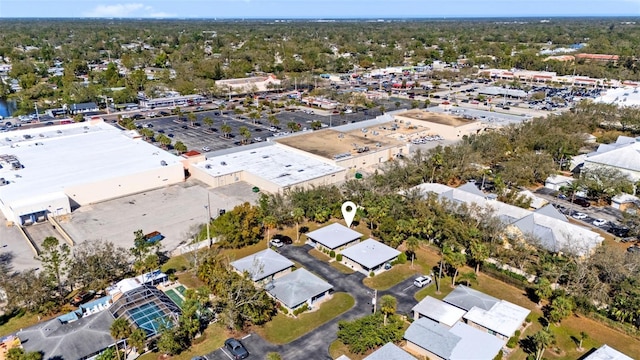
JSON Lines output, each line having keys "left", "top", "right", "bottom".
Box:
{"left": 414, "top": 275, "right": 433, "bottom": 288}
{"left": 202, "top": 146, "right": 211, "bottom": 152}
{"left": 71, "top": 290, "right": 95, "bottom": 306}
{"left": 269, "top": 238, "right": 284, "bottom": 248}
{"left": 627, "top": 245, "right": 640, "bottom": 254}
{"left": 272, "top": 234, "right": 293, "bottom": 244}
{"left": 571, "top": 197, "right": 591, "bottom": 208}
{"left": 224, "top": 338, "right": 249, "bottom": 360}
{"left": 572, "top": 212, "right": 588, "bottom": 220}
{"left": 592, "top": 219, "right": 608, "bottom": 227}
{"left": 610, "top": 226, "right": 630, "bottom": 237}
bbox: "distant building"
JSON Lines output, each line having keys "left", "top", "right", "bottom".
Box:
{"left": 583, "top": 135, "right": 640, "bottom": 182}
{"left": 70, "top": 102, "right": 99, "bottom": 114}
{"left": 576, "top": 53, "right": 620, "bottom": 63}
{"left": 215, "top": 75, "right": 281, "bottom": 95}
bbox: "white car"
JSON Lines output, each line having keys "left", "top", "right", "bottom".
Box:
{"left": 414, "top": 275, "right": 433, "bottom": 288}
{"left": 269, "top": 239, "right": 284, "bottom": 248}
{"left": 202, "top": 146, "right": 211, "bottom": 152}
{"left": 592, "top": 219, "right": 608, "bottom": 227}
{"left": 572, "top": 212, "right": 588, "bottom": 220}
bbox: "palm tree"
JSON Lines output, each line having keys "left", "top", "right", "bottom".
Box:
{"left": 292, "top": 208, "right": 305, "bottom": 243}
{"left": 248, "top": 111, "right": 260, "bottom": 124}
{"left": 110, "top": 318, "right": 131, "bottom": 360}
{"left": 187, "top": 112, "right": 196, "bottom": 126}
{"left": 457, "top": 271, "right": 477, "bottom": 287}
{"left": 239, "top": 126, "right": 251, "bottom": 145}
{"left": 578, "top": 331, "right": 588, "bottom": 351}
{"left": 268, "top": 115, "right": 279, "bottom": 128}
{"left": 156, "top": 133, "right": 171, "bottom": 149}
{"left": 405, "top": 236, "right": 419, "bottom": 268}
{"left": 221, "top": 123, "right": 232, "bottom": 138}
{"left": 203, "top": 116, "right": 214, "bottom": 129}
{"left": 469, "top": 240, "right": 489, "bottom": 274}
{"left": 379, "top": 295, "right": 397, "bottom": 326}
{"left": 263, "top": 215, "right": 278, "bottom": 243}
{"left": 128, "top": 328, "right": 146, "bottom": 355}
{"left": 532, "top": 330, "right": 555, "bottom": 360}
{"left": 174, "top": 141, "right": 187, "bottom": 154}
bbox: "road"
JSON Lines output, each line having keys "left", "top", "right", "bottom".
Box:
{"left": 205, "top": 244, "right": 424, "bottom": 360}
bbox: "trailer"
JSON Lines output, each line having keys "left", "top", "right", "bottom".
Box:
{"left": 145, "top": 231, "right": 164, "bottom": 243}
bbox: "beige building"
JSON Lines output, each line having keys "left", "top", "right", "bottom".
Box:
{"left": 393, "top": 109, "right": 484, "bottom": 140}
{"left": 0, "top": 121, "right": 184, "bottom": 226}
{"left": 215, "top": 75, "right": 281, "bottom": 95}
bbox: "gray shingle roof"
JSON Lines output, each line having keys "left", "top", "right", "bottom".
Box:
{"left": 534, "top": 204, "right": 568, "bottom": 222}
{"left": 18, "top": 309, "right": 115, "bottom": 360}
{"left": 231, "top": 248, "right": 294, "bottom": 281}
{"left": 305, "top": 223, "right": 363, "bottom": 249}
{"left": 404, "top": 318, "right": 460, "bottom": 359}
{"left": 364, "top": 343, "right": 416, "bottom": 360}
{"left": 267, "top": 268, "right": 333, "bottom": 309}
{"left": 340, "top": 238, "right": 401, "bottom": 269}
{"left": 443, "top": 285, "right": 499, "bottom": 311}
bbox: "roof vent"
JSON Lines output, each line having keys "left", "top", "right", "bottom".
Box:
{"left": 221, "top": 161, "right": 227, "bottom": 166}
{"left": 205, "top": 164, "right": 212, "bottom": 169}
{"left": 160, "top": 160, "right": 167, "bottom": 166}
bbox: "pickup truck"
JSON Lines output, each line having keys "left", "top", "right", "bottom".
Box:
{"left": 145, "top": 231, "right": 164, "bottom": 243}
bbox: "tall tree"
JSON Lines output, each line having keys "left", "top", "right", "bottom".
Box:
{"left": 379, "top": 295, "right": 397, "bottom": 326}
{"left": 37, "top": 236, "right": 70, "bottom": 302}
{"left": 109, "top": 318, "right": 131, "bottom": 360}
{"left": 292, "top": 207, "right": 305, "bottom": 243}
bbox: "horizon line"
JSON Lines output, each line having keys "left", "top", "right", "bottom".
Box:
{"left": 0, "top": 15, "right": 637, "bottom": 20}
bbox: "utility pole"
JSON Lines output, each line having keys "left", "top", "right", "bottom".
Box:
{"left": 372, "top": 289, "right": 377, "bottom": 313}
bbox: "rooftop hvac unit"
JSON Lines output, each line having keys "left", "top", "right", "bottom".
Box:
{"left": 160, "top": 160, "right": 167, "bottom": 166}
{"left": 205, "top": 164, "right": 212, "bottom": 169}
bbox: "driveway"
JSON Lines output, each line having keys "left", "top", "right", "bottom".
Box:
{"left": 380, "top": 275, "right": 425, "bottom": 316}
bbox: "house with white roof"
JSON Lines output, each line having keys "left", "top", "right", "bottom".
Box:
{"left": 364, "top": 343, "right": 416, "bottom": 360}
{"left": 582, "top": 135, "right": 640, "bottom": 182}
{"left": 266, "top": 268, "right": 333, "bottom": 314}
{"left": 583, "top": 344, "right": 633, "bottom": 360}
{"left": 230, "top": 248, "right": 294, "bottom": 285}
{"left": 611, "top": 193, "right": 640, "bottom": 213}
{"left": 412, "top": 296, "right": 466, "bottom": 327}
{"left": 411, "top": 183, "right": 604, "bottom": 256}
{"left": 340, "top": 238, "right": 401, "bottom": 275}
{"left": 404, "top": 318, "right": 504, "bottom": 360}
{"left": 544, "top": 174, "right": 575, "bottom": 191}
{"left": 443, "top": 285, "right": 530, "bottom": 341}
{"left": 305, "top": 222, "right": 363, "bottom": 252}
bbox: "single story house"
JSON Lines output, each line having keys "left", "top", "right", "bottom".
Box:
{"left": 363, "top": 343, "right": 416, "bottom": 360}
{"left": 583, "top": 344, "right": 633, "bottom": 360}
{"left": 404, "top": 318, "right": 503, "bottom": 360}
{"left": 230, "top": 248, "right": 294, "bottom": 285}
{"left": 443, "top": 286, "right": 530, "bottom": 341}
{"left": 305, "top": 222, "right": 363, "bottom": 252}
{"left": 412, "top": 296, "right": 466, "bottom": 327}
{"left": 544, "top": 174, "right": 575, "bottom": 191}
{"left": 340, "top": 238, "right": 401, "bottom": 275}
{"left": 611, "top": 193, "right": 640, "bottom": 213}
{"left": 70, "top": 102, "right": 99, "bottom": 114}
{"left": 266, "top": 268, "right": 333, "bottom": 313}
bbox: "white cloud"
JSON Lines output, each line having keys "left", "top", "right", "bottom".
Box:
{"left": 150, "top": 12, "right": 174, "bottom": 18}
{"left": 84, "top": 3, "right": 146, "bottom": 17}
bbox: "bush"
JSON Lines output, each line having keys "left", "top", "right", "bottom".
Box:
{"left": 299, "top": 226, "right": 309, "bottom": 233}
{"left": 506, "top": 336, "right": 519, "bottom": 348}
{"left": 336, "top": 253, "right": 343, "bottom": 261}
{"left": 369, "top": 271, "right": 375, "bottom": 277}
{"left": 329, "top": 250, "right": 336, "bottom": 258}
{"left": 277, "top": 303, "right": 288, "bottom": 315}
{"left": 515, "top": 330, "right": 521, "bottom": 337}
{"left": 525, "top": 314, "right": 534, "bottom": 323}
{"left": 396, "top": 252, "right": 407, "bottom": 264}
{"left": 293, "top": 303, "right": 310, "bottom": 316}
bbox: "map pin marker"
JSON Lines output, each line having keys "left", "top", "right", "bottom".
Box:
{"left": 341, "top": 201, "right": 357, "bottom": 227}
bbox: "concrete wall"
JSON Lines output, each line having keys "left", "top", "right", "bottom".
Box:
{"left": 466, "top": 320, "right": 509, "bottom": 341}
{"left": 5, "top": 194, "right": 71, "bottom": 225}
{"left": 64, "top": 164, "right": 184, "bottom": 205}
{"left": 335, "top": 145, "right": 407, "bottom": 170}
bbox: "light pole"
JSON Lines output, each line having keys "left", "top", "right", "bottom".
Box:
{"left": 204, "top": 205, "right": 211, "bottom": 246}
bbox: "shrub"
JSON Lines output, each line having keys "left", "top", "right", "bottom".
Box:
{"left": 277, "top": 303, "right": 288, "bottom": 315}
{"left": 299, "top": 226, "right": 309, "bottom": 233}
{"left": 396, "top": 252, "right": 407, "bottom": 264}
{"left": 369, "top": 271, "right": 375, "bottom": 277}
{"left": 336, "top": 253, "right": 343, "bottom": 261}
{"left": 506, "top": 336, "right": 518, "bottom": 348}
{"left": 493, "top": 350, "right": 503, "bottom": 360}
{"left": 329, "top": 250, "right": 336, "bottom": 258}
{"left": 515, "top": 330, "right": 521, "bottom": 337}
{"left": 293, "top": 303, "right": 310, "bottom": 316}
{"left": 525, "top": 314, "right": 534, "bottom": 323}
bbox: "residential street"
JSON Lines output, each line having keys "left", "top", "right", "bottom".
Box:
{"left": 206, "top": 244, "right": 423, "bottom": 360}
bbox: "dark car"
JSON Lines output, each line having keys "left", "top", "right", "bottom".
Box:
{"left": 168, "top": 133, "right": 174, "bottom": 138}
{"left": 224, "top": 338, "right": 249, "bottom": 360}
{"left": 158, "top": 129, "right": 165, "bottom": 133}
{"left": 182, "top": 125, "right": 188, "bottom": 129}
{"left": 571, "top": 197, "right": 591, "bottom": 208}
{"left": 159, "top": 111, "right": 170, "bottom": 116}
{"left": 272, "top": 234, "right": 293, "bottom": 245}
{"left": 131, "top": 114, "right": 144, "bottom": 120}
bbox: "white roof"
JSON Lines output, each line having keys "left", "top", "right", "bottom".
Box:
{"left": 583, "top": 345, "right": 634, "bottom": 360}
{"left": 448, "top": 322, "right": 505, "bottom": 360}
{"left": 267, "top": 268, "right": 333, "bottom": 309}
{"left": 193, "top": 143, "right": 344, "bottom": 188}
{"left": 340, "top": 239, "right": 401, "bottom": 269}
{"left": 412, "top": 183, "right": 603, "bottom": 256}
{"left": 412, "top": 296, "right": 466, "bottom": 327}
{"left": 594, "top": 87, "right": 640, "bottom": 107}
{"left": 518, "top": 190, "right": 548, "bottom": 209}
{"left": 585, "top": 138, "right": 640, "bottom": 172}
{"left": 0, "top": 122, "right": 182, "bottom": 206}
{"left": 545, "top": 174, "right": 574, "bottom": 185}
{"left": 463, "top": 301, "right": 530, "bottom": 338}
{"left": 364, "top": 343, "right": 416, "bottom": 360}
{"left": 305, "top": 223, "right": 363, "bottom": 249}
{"left": 230, "top": 248, "right": 294, "bottom": 281}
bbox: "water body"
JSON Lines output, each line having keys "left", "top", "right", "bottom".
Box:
{"left": 0, "top": 98, "right": 15, "bottom": 118}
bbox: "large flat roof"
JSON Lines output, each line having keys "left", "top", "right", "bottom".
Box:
{"left": 398, "top": 109, "right": 476, "bottom": 127}
{"left": 194, "top": 143, "right": 344, "bottom": 187}
{"left": 0, "top": 121, "right": 182, "bottom": 205}
{"left": 340, "top": 238, "right": 401, "bottom": 269}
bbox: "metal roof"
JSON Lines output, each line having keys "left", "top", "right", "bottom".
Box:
{"left": 363, "top": 343, "right": 416, "bottom": 360}
{"left": 340, "top": 238, "right": 401, "bottom": 269}
{"left": 404, "top": 318, "right": 459, "bottom": 359}
{"left": 305, "top": 223, "right": 363, "bottom": 249}
{"left": 463, "top": 301, "right": 530, "bottom": 338}
{"left": 412, "top": 296, "right": 466, "bottom": 327}
{"left": 443, "top": 285, "right": 499, "bottom": 312}
{"left": 584, "top": 345, "right": 634, "bottom": 360}
{"left": 448, "top": 322, "right": 505, "bottom": 360}
{"left": 230, "top": 248, "right": 294, "bottom": 282}
{"left": 267, "top": 268, "right": 333, "bottom": 309}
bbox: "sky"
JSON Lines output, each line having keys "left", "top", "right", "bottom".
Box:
{"left": 0, "top": 0, "right": 638, "bottom": 18}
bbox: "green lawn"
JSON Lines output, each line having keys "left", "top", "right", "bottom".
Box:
{"left": 0, "top": 309, "right": 44, "bottom": 337}
{"left": 330, "top": 261, "right": 356, "bottom": 274}
{"left": 363, "top": 264, "right": 420, "bottom": 290}
{"left": 137, "top": 323, "right": 230, "bottom": 360}
{"left": 255, "top": 292, "right": 355, "bottom": 344}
